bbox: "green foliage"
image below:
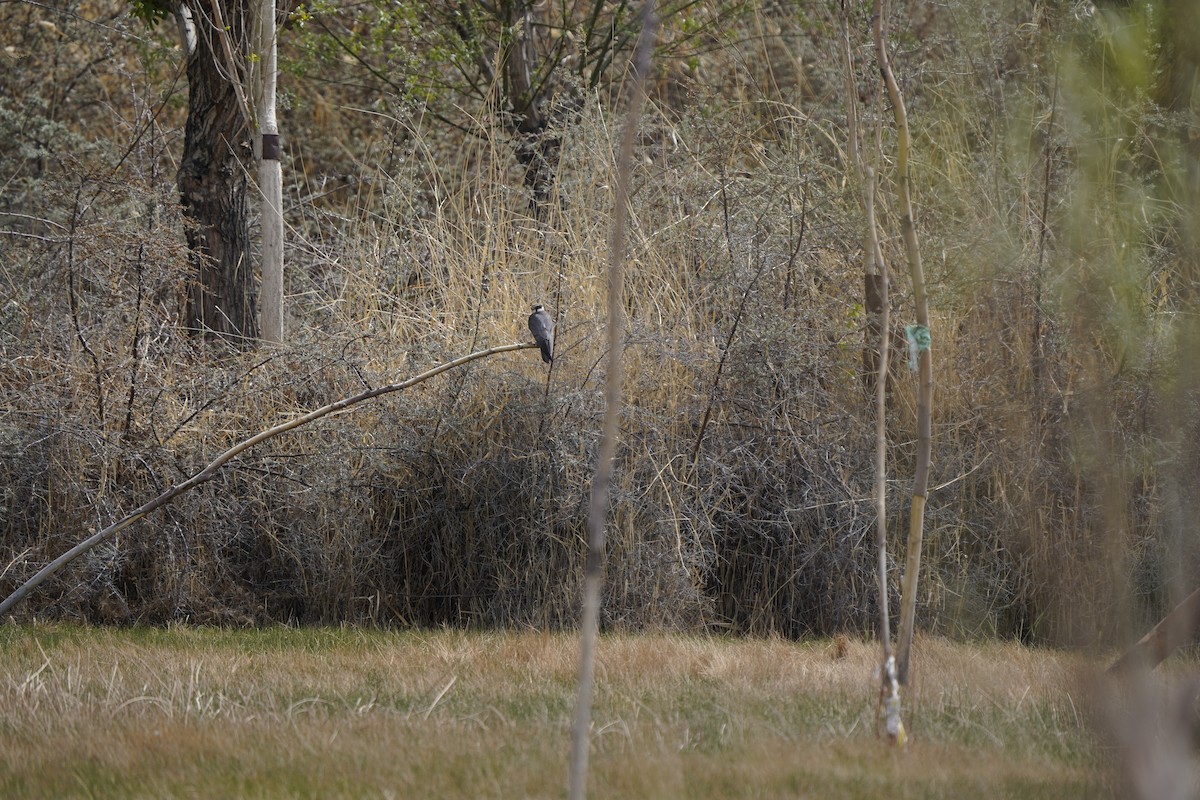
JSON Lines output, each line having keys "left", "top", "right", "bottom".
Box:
{"left": 281, "top": 0, "right": 748, "bottom": 120}
{"left": 129, "top": 0, "right": 173, "bottom": 26}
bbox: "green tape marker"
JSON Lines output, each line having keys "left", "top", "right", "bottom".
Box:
{"left": 906, "top": 324, "right": 930, "bottom": 371}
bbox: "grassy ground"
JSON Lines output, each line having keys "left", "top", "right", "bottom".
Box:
{"left": 0, "top": 624, "right": 1110, "bottom": 799}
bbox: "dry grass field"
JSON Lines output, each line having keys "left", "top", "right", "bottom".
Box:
{"left": 1, "top": 624, "right": 1112, "bottom": 799}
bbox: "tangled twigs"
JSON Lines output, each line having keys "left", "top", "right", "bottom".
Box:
{"left": 0, "top": 342, "right": 539, "bottom": 619}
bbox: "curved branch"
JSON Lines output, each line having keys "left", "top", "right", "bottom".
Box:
{"left": 0, "top": 342, "right": 539, "bottom": 619}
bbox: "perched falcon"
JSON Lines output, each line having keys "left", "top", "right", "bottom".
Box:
{"left": 528, "top": 304, "right": 554, "bottom": 364}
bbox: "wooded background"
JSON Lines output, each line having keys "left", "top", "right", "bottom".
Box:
{"left": 2, "top": 0, "right": 1197, "bottom": 648}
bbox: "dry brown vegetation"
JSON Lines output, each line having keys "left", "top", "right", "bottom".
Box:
{"left": 1, "top": 0, "right": 1199, "bottom": 657}
{"left": 0, "top": 624, "right": 1113, "bottom": 798}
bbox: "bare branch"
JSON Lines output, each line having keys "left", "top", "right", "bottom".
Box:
{"left": 0, "top": 342, "right": 539, "bottom": 619}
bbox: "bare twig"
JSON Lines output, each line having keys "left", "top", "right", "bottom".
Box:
{"left": 65, "top": 187, "right": 105, "bottom": 427}
{"left": 0, "top": 342, "right": 538, "bottom": 619}
{"left": 689, "top": 248, "right": 769, "bottom": 463}
{"left": 204, "top": 0, "right": 254, "bottom": 125}
{"left": 164, "top": 354, "right": 279, "bottom": 444}
{"left": 1032, "top": 68, "right": 1058, "bottom": 419}
{"left": 123, "top": 103, "right": 160, "bottom": 439}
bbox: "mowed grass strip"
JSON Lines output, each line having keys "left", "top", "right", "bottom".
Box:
{"left": 0, "top": 625, "right": 1110, "bottom": 799}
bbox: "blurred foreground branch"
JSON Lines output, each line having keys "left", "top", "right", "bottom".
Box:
{"left": 568, "top": 2, "right": 658, "bottom": 798}
{"left": 1109, "top": 586, "right": 1200, "bottom": 675}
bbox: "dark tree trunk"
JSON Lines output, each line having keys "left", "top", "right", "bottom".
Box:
{"left": 513, "top": 119, "right": 561, "bottom": 219}
{"left": 177, "top": 0, "right": 257, "bottom": 342}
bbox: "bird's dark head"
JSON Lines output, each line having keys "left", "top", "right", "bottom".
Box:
{"left": 531, "top": 304, "right": 545, "bottom": 312}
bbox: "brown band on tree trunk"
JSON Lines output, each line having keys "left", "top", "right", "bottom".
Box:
{"left": 262, "top": 133, "right": 281, "bottom": 161}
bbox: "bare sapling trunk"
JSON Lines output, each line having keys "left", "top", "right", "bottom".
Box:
{"left": 866, "top": 164, "right": 904, "bottom": 743}
{"left": 873, "top": 0, "right": 933, "bottom": 687}
{"left": 568, "top": 4, "right": 657, "bottom": 798}
{"left": 253, "top": 0, "right": 284, "bottom": 343}
{"left": 841, "top": 2, "right": 904, "bottom": 745}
